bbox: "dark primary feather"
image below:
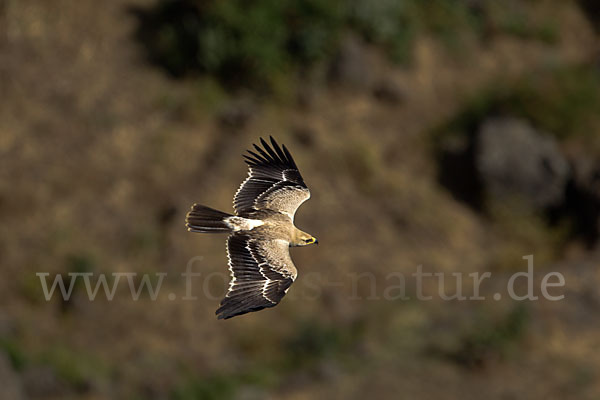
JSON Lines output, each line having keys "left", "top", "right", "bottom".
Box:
{"left": 234, "top": 136, "right": 307, "bottom": 215}
{"left": 217, "top": 234, "right": 294, "bottom": 320}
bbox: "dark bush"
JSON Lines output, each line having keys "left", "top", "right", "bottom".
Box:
{"left": 131, "top": 0, "right": 561, "bottom": 89}
{"left": 131, "top": 0, "right": 344, "bottom": 89}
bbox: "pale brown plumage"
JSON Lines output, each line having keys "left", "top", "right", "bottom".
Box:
{"left": 186, "top": 137, "right": 317, "bottom": 319}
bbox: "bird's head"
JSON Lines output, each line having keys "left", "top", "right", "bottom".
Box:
{"left": 294, "top": 230, "right": 318, "bottom": 247}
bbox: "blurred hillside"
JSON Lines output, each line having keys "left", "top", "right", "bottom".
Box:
{"left": 1, "top": 0, "right": 600, "bottom": 399}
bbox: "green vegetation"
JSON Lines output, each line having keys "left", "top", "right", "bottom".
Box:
{"left": 514, "top": 67, "right": 600, "bottom": 142}
{"left": 38, "top": 345, "right": 110, "bottom": 390}
{"left": 66, "top": 253, "right": 95, "bottom": 274}
{"left": 19, "top": 272, "right": 48, "bottom": 303}
{"left": 0, "top": 338, "right": 28, "bottom": 371}
{"left": 433, "top": 65, "right": 600, "bottom": 144}
{"left": 134, "top": 0, "right": 345, "bottom": 88}
{"left": 134, "top": 0, "right": 559, "bottom": 88}
{"left": 283, "top": 318, "right": 364, "bottom": 371}
{"left": 170, "top": 318, "right": 364, "bottom": 400}
{"left": 489, "top": 2, "right": 559, "bottom": 44}
{"left": 431, "top": 304, "right": 530, "bottom": 369}
{"left": 172, "top": 374, "right": 238, "bottom": 400}
{"left": 453, "top": 304, "right": 529, "bottom": 368}
{"left": 346, "top": 0, "right": 416, "bottom": 64}
{"left": 1, "top": 339, "right": 110, "bottom": 392}
{"left": 487, "top": 200, "right": 572, "bottom": 270}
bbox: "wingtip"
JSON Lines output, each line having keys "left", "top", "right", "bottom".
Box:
{"left": 247, "top": 148, "right": 269, "bottom": 164}
{"left": 240, "top": 136, "right": 303, "bottom": 185}
{"left": 281, "top": 144, "right": 297, "bottom": 168}
{"left": 269, "top": 136, "right": 288, "bottom": 163}
{"left": 215, "top": 306, "right": 230, "bottom": 320}
{"left": 256, "top": 136, "right": 284, "bottom": 164}
{"left": 260, "top": 137, "right": 270, "bottom": 151}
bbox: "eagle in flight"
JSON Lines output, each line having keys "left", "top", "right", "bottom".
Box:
{"left": 186, "top": 137, "right": 317, "bottom": 319}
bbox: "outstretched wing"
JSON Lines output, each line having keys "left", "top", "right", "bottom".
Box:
{"left": 217, "top": 234, "right": 297, "bottom": 320}
{"left": 234, "top": 136, "right": 310, "bottom": 219}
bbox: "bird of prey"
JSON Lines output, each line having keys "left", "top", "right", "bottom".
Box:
{"left": 186, "top": 137, "right": 317, "bottom": 319}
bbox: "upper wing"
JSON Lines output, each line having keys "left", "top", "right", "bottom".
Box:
{"left": 234, "top": 136, "right": 310, "bottom": 219}
{"left": 217, "top": 233, "right": 297, "bottom": 320}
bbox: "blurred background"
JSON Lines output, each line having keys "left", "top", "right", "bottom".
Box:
{"left": 1, "top": 0, "right": 600, "bottom": 399}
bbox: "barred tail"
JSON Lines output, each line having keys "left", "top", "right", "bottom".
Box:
{"left": 186, "top": 204, "right": 233, "bottom": 233}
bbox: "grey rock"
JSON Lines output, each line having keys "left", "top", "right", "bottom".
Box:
{"left": 475, "top": 117, "right": 570, "bottom": 208}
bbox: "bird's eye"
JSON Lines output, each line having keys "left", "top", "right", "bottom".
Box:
{"left": 305, "top": 238, "right": 312, "bottom": 243}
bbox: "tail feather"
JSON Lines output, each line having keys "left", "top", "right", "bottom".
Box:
{"left": 186, "top": 204, "right": 233, "bottom": 233}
